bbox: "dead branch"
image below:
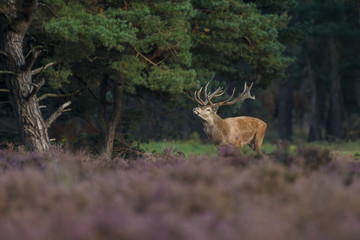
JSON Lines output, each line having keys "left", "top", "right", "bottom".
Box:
{"left": 45, "top": 101, "right": 71, "bottom": 128}
{"left": 0, "top": 89, "right": 10, "bottom": 93}
{"left": 0, "top": 101, "right": 10, "bottom": 104}
{"left": 0, "top": 70, "right": 16, "bottom": 75}
{"left": 25, "top": 48, "right": 43, "bottom": 72}
{"left": 74, "top": 74, "right": 100, "bottom": 101}
{"left": 86, "top": 56, "right": 99, "bottom": 62}
{"left": 0, "top": 51, "right": 9, "bottom": 58}
{"left": 134, "top": 47, "right": 158, "bottom": 66}
{"left": 25, "top": 46, "right": 43, "bottom": 59}
{"left": 38, "top": 89, "right": 83, "bottom": 102}
{"left": 31, "top": 62, "right": 56, "bottom": 75}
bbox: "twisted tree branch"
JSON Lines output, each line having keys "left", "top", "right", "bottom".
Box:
{"left": 31, "top": 61, "right": 56, "bottom": 75}
{"left": 45, "top": 101, "right": 71, "bottom": 128}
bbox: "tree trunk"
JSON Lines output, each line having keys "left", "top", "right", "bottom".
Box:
{"left": 97, "top": 75, "right": 123, "bottom": 158}
{"left": 278, "top": 77, "right": 293, "bottom": 140}
{"left": 0, "top": 0, "right": 50, "bottom": 151}
{"left": 326, "top": 38, "right": 345, "bottom": 140}
{"left": 356, "top": 72, "right": 360, "bottom": 110}
{"left": 305, "top": 51, "right": 322, "bottom": 141}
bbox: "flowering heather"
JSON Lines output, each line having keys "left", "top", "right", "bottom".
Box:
{"left": 0, "top": 147, "right": 359, "bottom": 240}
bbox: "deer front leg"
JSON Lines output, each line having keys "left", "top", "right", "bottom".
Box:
{"left": 236, "top": 138, "right": 243, "bottom": 153}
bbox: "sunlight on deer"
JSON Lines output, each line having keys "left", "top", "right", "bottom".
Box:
{"left": 193, "top": 82, "right": 267, "bottom": 154}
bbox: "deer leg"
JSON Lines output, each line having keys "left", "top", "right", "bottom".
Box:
{"left": 237, "top": 139, "right": 243, "bottom": 153}
{"left": 254, "top": 129, "right": 266, "bottom": 153}
{"left": 248, "top": 136, "right": 256, "bottom": 151}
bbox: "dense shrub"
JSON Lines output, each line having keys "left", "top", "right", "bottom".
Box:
{"left": 0, "top": 147, "right": 359, "bottom": 239}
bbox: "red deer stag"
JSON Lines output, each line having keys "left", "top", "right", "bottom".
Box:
{"left": 193, "top": 82, "right": 267, "bottom": 153}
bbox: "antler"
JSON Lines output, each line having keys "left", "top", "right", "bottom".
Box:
{"left": 194, "top": 82, "right": 225, "bottom": 106}
{"left": 216, "top": 82, "right": 255, "bottom": 107}
{"left": 194, "top": 82, "right": 255, "bottom": 107}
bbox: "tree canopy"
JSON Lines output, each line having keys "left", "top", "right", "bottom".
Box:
{"left": 34, "top": 0, "right": 293, "bottom": 91}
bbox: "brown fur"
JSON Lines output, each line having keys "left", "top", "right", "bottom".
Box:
{"left": 193, "top": 106, "right": 267, "bottom": 153}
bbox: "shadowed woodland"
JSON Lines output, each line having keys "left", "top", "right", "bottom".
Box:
{"left": 0, "top": 0, "right": 360, "bottom": 239}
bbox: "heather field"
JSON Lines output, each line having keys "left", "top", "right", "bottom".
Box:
{"left": 0, "top": 146, "right": 360, "bottom": 240}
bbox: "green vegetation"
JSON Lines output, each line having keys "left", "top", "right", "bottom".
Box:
{"left": 141, "top": 140, "right": 217, "bottom": 157}
{"left": 141, "top": 138, "right": 359, "bottom": 160}
{"left": 306, "top": 141, "right": 360, "bottom": 158}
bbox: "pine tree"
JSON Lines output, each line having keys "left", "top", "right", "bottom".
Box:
{"left": 1, "top": 0, "right": 295, "bottom": 154}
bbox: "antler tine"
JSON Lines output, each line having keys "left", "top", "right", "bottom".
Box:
{"left": 194, "top": 91, "right": 201, "bottom": 105}
{"left": 209, "top": 87, "right": 225, "bottom": 98}
{"left": 195, "top": 87, "right": 206, "bottom": 105}
{"left": 214, "top": 87, "right": 236, "bottom": 106}
{"left": 205, "top": 87, "right": 224, "bottom": 105}
{"left": 204, "top": 82, "right": 210, "bottom": 100}
{"left": 195, "top": 82, "right": 238, "bottom": 106}
{"left": 218, "top": 82, "right": 255, "bottom": 107}
{"left": 204, "top": 82, "right": 218, "bottom": 105}
{"left": 241, "top": 82, "right": 255, "bottom": 100}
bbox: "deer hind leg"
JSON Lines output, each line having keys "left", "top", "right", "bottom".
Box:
{"left": 236, "top": 138, "right": 243, "bottom": 153}
{"left": 248, "top": 136, "right": 256, "bottom": 151}
{"left": 254, "top": 127, "right": 266, "bottom": 153}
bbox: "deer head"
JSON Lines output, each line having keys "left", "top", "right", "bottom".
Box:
{"left": 193, "top": 82, "right": 255, "bottom": 122}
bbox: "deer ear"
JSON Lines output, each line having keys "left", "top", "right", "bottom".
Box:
{"left": 213, "top": 103, "right": 219, "bottom": 113}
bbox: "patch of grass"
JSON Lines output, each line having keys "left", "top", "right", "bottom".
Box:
{"left": 142, "top": 137, "right": 359, "bottom": 160}
{"left": 141, "top": 140, "right": 276, "bottom": 157}
{"left": 307, "top": 140, "right": 360, "bottom": 157}
{"left": 141, "top": 132, "right": 217, "bottom": 157}
{"left": 141, "top": 140, "right": 217, "bottom": 157}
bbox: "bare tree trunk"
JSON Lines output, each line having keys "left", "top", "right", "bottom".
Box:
{"left": 97, "top": 75, "right": 123, "bottom": 158}
{"left": 326, "top": 38, "right": 345, "bottom": 139}
{"left": 0, "top": 0, "right": 50, "bottom": 151}
{"left": 305, "top": 51, "right": 322, "bottom": 141}
{"left": 356, "top": 72, "right": 360, "bottom": 110}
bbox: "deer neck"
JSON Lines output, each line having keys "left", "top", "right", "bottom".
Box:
{"left": 202, "top": 114, "right": 228, "bottom": 144}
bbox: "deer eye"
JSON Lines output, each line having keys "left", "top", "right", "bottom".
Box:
{"left": 206, "top": 108, "right": 211, "bottom": 111}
